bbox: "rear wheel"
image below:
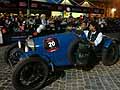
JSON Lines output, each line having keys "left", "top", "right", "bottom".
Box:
{"left": 102, "top": 41, "right": 119, "bottom": 66}
{"left": 68, "top": 39, "right": 96, "bottom": 66}
{"left": 12, "top": 57, "right": 48, "bottom": 90}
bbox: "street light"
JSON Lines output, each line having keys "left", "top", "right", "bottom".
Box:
{"left": 111, "top": 8, "right": 116, "bottom": 12}
{"left": 111, "top": 8, "right": 116, "bottom": 17}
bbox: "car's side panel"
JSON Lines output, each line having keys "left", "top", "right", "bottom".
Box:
{"left": 33, "top": 32, "right": 78, "bottom": 66}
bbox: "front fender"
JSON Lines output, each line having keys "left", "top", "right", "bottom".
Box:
{"left": 19, "top": 51, "right": 50, "bottom": 63}
{"left": 19, "top": 51, "right": 55, "bottom": 71}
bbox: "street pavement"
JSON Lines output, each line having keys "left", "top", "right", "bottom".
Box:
{"left": 0, "top": 32, "right": 120, "bottom": 90}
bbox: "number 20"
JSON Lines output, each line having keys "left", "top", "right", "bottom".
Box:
{"left": 48, "top": 41, "right": 56, "bottom": 48}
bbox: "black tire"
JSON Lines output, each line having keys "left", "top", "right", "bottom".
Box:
{"left": 68, "top": 38, "right": 95, "bottom": 66}
{"left": 12, "top": 57, "right": 48, "bottom": 90}
{"left": 4, "top": 43, "right": 25, "bottom": 66}
{"left": 102, "top": 41, "right": 119, "bottom": 66}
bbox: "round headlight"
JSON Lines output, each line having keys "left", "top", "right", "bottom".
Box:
{"left": 27, "top": 39, "right": 35, "bottom": 50}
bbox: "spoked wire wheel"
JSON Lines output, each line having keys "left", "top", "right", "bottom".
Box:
{"left": 12, "top": 57, "right": 48, "bottom": 90}
{"left": 73, "top": 43, "right": 90, "bottom": 65}
{"left": 68, "top": 39, "right": 93, "bottom": 66}
{"left": 8, "top": 48, "right": 23, "bottom": 66}
{"left": 4, "top": 43, "right": 25, "bottom": 66}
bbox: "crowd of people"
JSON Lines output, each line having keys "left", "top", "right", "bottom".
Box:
{"left": 0, "top": 13, "right": 120, "bottom": 36}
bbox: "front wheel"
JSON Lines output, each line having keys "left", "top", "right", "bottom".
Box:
{"left": 12, "top": 57, "right": 48, "bottom": 90}
{"left": 102, "top": 41, "right": 119, "bottom": 66}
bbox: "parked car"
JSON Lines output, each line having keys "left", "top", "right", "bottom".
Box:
{"left": 0, "top": 26, "right": 32, "bottom": 45}
{"left": 7, "top": 30, "right": 119, "bottom": 90}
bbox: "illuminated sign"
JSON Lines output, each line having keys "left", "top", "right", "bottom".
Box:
{"left": 48, "top": 0, "right": 63, "bottom": 4}
{"left": 32, "top": 0, "right": 63, "bottom": 4}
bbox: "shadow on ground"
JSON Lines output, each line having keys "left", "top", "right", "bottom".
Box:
{"left": 40, "top": 71, "right": 65, "bottom": 89}
{"left": 40, "top": 58, "right": 101, "bottom": 89}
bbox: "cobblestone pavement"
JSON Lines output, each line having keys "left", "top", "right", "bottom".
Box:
{"left": 0, "top": 45, "right": 120, "bottom": 90}
{"left": 0, "top": 33, "right": 120, "bottom": 90}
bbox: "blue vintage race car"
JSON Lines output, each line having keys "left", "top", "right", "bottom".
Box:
{"left": 6, "top": 31, "right": 119, "bottom": 90}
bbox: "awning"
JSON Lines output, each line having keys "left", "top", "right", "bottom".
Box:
{"left": 79, "top": 0, "right": 99, "bottom": 8}
{"left": 60, "top": 0, "right": 73, "bottom": 5}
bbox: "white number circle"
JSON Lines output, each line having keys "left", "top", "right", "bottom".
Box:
{"left": 48, "top": 41, "right": 56, "bottom": 48}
